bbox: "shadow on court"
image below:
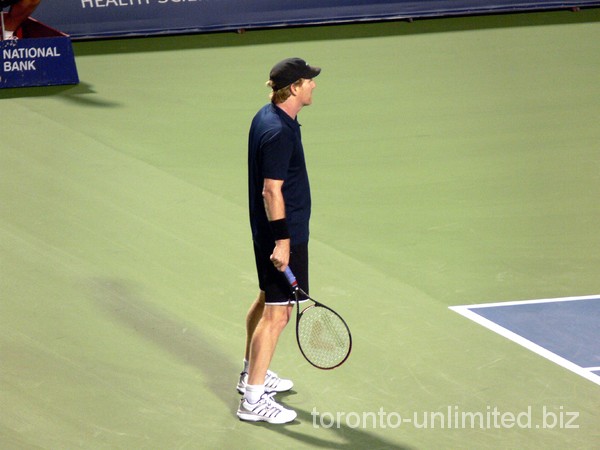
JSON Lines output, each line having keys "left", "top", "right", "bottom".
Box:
{"left": 246, "top": 405, "right": 415, "bottom": 450}
{"left": 0, "top": 81, "right": 122, "bottom": 105}
{"left": 89, "top": 278, "right": 411, "bottom": 449}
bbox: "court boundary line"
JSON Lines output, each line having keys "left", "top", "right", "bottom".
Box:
{"left": 449, "top": 295, "right": 600, "bottom": 387}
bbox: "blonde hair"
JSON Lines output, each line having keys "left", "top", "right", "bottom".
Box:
{"left": 267, "top": 79, "right": 304, "bottom": 104}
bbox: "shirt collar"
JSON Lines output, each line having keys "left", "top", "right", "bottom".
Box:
{"left": 271, "top": 103, "right": 301, "bottom": 128}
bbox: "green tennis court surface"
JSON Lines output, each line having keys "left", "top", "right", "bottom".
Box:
{"left": 2, "top": 9, "right": 599, "bottom": 449}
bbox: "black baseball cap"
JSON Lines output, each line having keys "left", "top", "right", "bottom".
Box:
{"left": 269, "top": 57, "right": 321, "bottom": 91}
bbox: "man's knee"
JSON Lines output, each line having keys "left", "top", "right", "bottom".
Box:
{"left": 262, "top": 304, "right": 292, "bottom": 330}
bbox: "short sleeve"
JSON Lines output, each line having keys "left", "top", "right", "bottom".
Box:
{"left": 260, "top": 128, "right": 293, "bottom": 181}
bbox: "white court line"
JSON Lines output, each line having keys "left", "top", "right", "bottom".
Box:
{"left": 453, "top": 294, "right": 600, "bottom": 309}
{"left": 449, "top": 296, "right": 600, "bottom": 387}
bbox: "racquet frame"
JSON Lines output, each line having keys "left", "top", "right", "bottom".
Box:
{"left": 284, "top": 267, "right": 352, "bottom": 370}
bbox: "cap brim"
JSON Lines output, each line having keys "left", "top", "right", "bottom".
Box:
{"left": 306, "top": 66, "right": 321, "bottom": 78}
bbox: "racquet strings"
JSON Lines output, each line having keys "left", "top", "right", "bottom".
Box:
{"left": 297, "top": 305, "right": 350, "bottom": 368}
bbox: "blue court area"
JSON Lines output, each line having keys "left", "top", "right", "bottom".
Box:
{"left": 451, "top": 297, "right": 600, "bottom": 386}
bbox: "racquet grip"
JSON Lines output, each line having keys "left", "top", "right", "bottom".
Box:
{"left": 283, "top": 267, "right": 299, "bottom": 290}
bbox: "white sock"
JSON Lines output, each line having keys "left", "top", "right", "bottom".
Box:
{"left": 242, "top": 359, "right": 249, "bottom": 373}
{"left": 244, "top": 384, "right": 264, "bottom": 404}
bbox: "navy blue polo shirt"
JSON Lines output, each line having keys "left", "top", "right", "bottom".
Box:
{"left": 248, "top": 103, "right": 311, "bottom": 246}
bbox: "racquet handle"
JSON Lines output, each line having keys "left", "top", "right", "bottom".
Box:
{"left": 283, "top": 267, "right": 299, "bottom": 290}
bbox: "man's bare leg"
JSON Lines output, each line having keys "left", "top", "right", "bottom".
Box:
{"left": 247, "top": 303, "right": 292, "bottom": 387}
{"left": 244, "top": 291, "right": 266, "bottom": 362}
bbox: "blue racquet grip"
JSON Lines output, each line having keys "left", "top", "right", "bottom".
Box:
{"left": 284, "top": 267, "right": 299, "bottom": 290}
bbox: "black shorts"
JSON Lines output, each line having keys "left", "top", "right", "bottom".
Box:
{"left": 0, "top": 0, "right": 18, "bottom": 8}
{"left": 253, "top": 241, "right": 309, "bottom": 305}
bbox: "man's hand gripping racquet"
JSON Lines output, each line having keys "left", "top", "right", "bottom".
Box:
{"left": 284, "top": 267, "right": 352, "bottom": 370}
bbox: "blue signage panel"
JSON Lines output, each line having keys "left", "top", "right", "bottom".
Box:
{"left": 32, "top": 0, "right": 600, "bottom": 40}
{"left": 0, "top": 36, "right": 79, "bottom": 88}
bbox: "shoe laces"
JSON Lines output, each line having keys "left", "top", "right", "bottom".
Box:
{"left": 259, "top": 392, "right": 278, "bottom": 407}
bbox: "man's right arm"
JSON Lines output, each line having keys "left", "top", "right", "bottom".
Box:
{"left": 263, "top": 178, "right": 290, "bottom": 271}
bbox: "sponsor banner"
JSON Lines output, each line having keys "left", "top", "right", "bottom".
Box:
{"left": 0, "top": 19, "right": 78, "bottom": 89}
{"left": 32, "top": 0, "right": 600, "bottom": 40}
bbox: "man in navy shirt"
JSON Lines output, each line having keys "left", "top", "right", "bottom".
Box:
{"left": 237, "top": 58, "right": 321, "bottom": 424}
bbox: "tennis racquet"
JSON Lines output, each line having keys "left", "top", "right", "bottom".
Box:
{"left": 284, "top": 267, "right": 352, "bottom": 370}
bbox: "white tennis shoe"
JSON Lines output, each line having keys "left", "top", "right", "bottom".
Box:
{"left": 237, "top": 392, "right": 297, "bottom": 424}
{"left": 237, "top": 370, "right": 294, "bottom": 394}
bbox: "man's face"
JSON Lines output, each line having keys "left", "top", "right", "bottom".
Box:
{"left": 296, "top": 78, "right": 316, "bottom": 106}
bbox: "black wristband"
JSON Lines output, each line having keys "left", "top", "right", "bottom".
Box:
{"left": 269, "top": 218, "right": 290, "bottom": 240}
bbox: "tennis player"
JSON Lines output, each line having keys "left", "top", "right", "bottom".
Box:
{"left": 237, "top": 57, "right": 321, "bottom": 424}
{"left": 1, "top": 0, "right": 40, "bottom": 40}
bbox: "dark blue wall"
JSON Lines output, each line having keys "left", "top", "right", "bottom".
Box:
{"left": 32, "top": 0, "right": 600, "bottom": 40}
